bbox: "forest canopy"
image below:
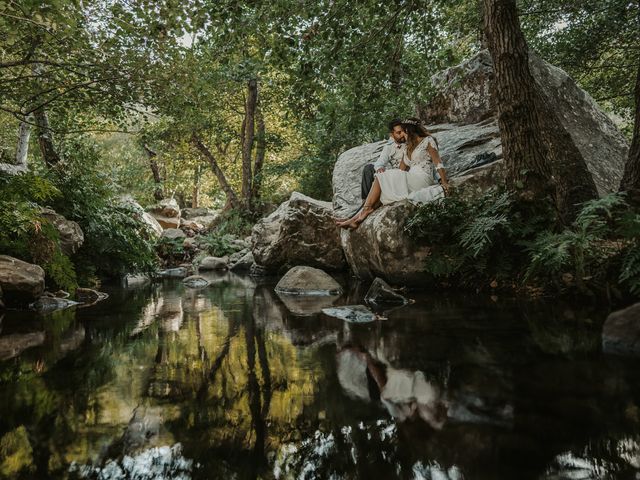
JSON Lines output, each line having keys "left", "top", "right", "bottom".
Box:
{"left": 0, "top": 0, "right": 637, "bottom": 206}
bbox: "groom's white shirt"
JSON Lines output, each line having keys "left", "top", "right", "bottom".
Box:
{"left": 373, "top": 138, "right": 406, "bottom": 171}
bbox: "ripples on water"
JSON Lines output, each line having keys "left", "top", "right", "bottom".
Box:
{"left": 0, "top": 272, "right": 639, "bottom": 480}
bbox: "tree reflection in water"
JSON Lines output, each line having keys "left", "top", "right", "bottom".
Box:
{"left": 0, "top": 273, "right": 640, "bottom": 479}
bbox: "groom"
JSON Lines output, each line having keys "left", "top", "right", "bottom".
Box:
{"left": 359, "top": 118, "right": 406, "bottom": 203}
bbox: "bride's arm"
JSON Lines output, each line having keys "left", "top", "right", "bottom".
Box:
{"left": 427, "top": 144, "right": 450, "bottom": 195}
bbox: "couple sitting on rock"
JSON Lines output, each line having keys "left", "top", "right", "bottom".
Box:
{"left": 336, "top": 117, "right": 450, "bottom": 229}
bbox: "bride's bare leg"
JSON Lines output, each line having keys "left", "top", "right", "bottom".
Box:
{"left": 340, "top": 179, "right": 382, "bottom": 229}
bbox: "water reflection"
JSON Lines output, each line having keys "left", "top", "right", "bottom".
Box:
{"left": 0, "top": 273, "right": 639, "bottom": 479}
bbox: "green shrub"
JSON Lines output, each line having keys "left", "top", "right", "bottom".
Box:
{"left": 199, "top": 232, "right": 237, "bottom": 257}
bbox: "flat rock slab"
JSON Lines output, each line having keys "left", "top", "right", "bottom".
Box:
{"left": 275, "top": 266, "right": 343, "bottom": 295}
{"left": 322, "top": 305, "right": 378, "bottom": 323}
{"left": 157, "top": 267, "right": 188, "bottom": 278}
{"left": 602, "top": 302, "right": 640, "bottom": 356}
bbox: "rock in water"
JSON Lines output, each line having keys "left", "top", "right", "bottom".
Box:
{"left": 602, "top": 303, "right": 640, "bottom": 356}
{"left": 199, "top": 256, "right": 229, "bottom": 271}
{"left": 0, "top": 255, "right": 45, "bottom": 306}
{"left": 76, "top": 288, "right": 109, "bottom": 306}
{"left": 30, "top": 296, "right": 81, "bottom": 312}
{"left": 182, "top": 275, "right": 210, "bottom": 288}
{"left": 157, "top": 267, "right": 188, "bottom": 278}
{"left": 275, "top": 266, "right": 343, "bottom": 295}
{"left": 230, "top": 251, "right": 255, "bottom": 272}
{"left": 322, "top": 305, "right": 378, "bottom": 323}
{"left": 252, "top": 192, "right": 346, "bottom": 273}
{"left": 365, "top": 278, "right": 409, "bottom": 306}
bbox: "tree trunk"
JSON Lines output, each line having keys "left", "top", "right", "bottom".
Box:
{"left": 483, "top": 0, "right": 553, "bottom": 199}
{"left": 252, "top": 108, "right": 266, "bottom": 201}
{"left": 143, "top": 144, "right": 164, "bottom": 201}
{"left": 33, "top": 107, "right": 60, "bottom": 167}
{"left": 191, "top": 133, "right": 240, "bottom": 209}
{"left": 0, "top": 119, "right": 30, "bottom": 174}
{"left": 483, "top": 0, "right": 597, "bottom": 221}
{"left": 192, "top": 164, "right": 201, "bottom": 208}
{"left": 242, "top": 79, "right": 258, "bottom": 208}
{"left": 16, "top": 119, "right": 31, "bottom": 166}
{"left": 620, "top": 61, "right": 640, "bottom": 207}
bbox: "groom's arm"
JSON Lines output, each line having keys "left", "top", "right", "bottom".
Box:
{"left": 373, "top": 143, "right": 393, "bottom": 172}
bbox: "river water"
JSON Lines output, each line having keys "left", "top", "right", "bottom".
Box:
{"left": 0, "top": 272, "right": 639, "bottom": 480}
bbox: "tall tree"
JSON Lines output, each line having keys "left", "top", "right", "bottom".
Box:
{"left": 482, "top": 0, "right": 554, "bottom": 199}
{"left": 483, "top": 0, "right": 598, "bottom": 220}
{"left": 620, "top": 61, "right": 640, "bottom": 207}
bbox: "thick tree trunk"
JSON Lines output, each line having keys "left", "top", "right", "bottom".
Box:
{"left": 242, "top": 79, "right": 258, "bottom": 208}
{"left": 191, "top": 133, "right": 240, "bottom": 209}
{"left": 483, "top": 0, "right": 597, "bottom": 221}
{"left": 483, "top": 0, "right": 553, "bottom": 199}
{"left": 252, "top": 109, "right": 266, "bottom": 201}
{"left": 620, "top": 61, "right": 640, "bottom": 207}
{"left": 143, "top": 144, "right": 164, "bottom": 201}
{"left": 33, "top": 107, "right": 60, "bottom": 167}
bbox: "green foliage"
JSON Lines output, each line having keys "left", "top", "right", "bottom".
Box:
{"left": 406, "top": 189, "right": 530, "bottom": 286}
{"left": 156, "top": 236, "right": 186, "bottom": 264}
{"left": 200, "top": 233, "right": 237, "bottom": 258}
{"left": 0, "top": 173, "right": 77, "bottom": 292}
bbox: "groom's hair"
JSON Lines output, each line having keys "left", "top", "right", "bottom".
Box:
{"left": 388, "top": 118, "right": 402, "bottom": 131}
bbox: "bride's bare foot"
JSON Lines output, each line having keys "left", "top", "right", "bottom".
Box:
{"left": 339, "top": 205, "right": 374, "bottom": 229}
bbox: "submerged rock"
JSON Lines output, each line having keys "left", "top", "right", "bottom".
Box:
{"left": 157, "top": 267, "right": 188, "bottom": 279}
{"left": 252, "top": 192, "right": 346, "bottom": 273}
{"left": 322, "top": 305, "right": 378, "bottom": 323}
{"left": 276, "top": 293, "right": 340, "bottom": 317}
{"left": 275, "top": 266, "right": 343, "bottom": 295}
{"left": 182, "top": 275, "right": 210, "bottom": 288}
{"left": 0, "top": 255, "right": 45, "bottom": 306}
{"left": 365, "top": 278, "right": 409, "bottom": 307}
{"left": 602, "top": 302, "right": 640, "bottom": 356}
{"left": 30, "top": 296, "right": 81, "bottom": 312}
{"left": 76, "top": 287, "right": 109, "bottom": 306}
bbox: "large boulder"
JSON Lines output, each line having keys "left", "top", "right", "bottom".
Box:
{"left": 275, "top": 266, "right": 343, "bottom": 296}
{"left": 252, "top": 192, "right": 346, "bottom": 273}
{"left": 0, "top": 255, "right": 45, "bottom": 305}
{"left": 147, "top": 198, "right": 181, "bottom": 230}
{"left": 40, "top": 208, "right": 84, "bottom": 255}
{"left": 418, "top": 50, "right": 628, "bottom": 196}
{"left": 602, "top": 303, "right": 640, "bottom": 356}
{"left": 340, "top": 202, "right": 431, "bottom": 284}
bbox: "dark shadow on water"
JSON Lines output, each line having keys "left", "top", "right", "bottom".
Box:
{"left": 0, "top": 272, "right": 638, "bottom": 479}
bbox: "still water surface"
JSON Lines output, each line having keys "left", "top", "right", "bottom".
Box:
{"left": 0, "top": 273, "right": 639, "bottom": 480}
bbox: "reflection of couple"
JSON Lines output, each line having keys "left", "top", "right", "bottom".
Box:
{"left": 337, "top": 346, "right": 448, "bottom": 429}
{"left": 336, "top": 117, "right": 451, "bottom": 229}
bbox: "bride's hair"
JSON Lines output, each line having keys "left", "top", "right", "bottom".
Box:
{"left": 401, "top": 117, "right": 435, "bottom": 159}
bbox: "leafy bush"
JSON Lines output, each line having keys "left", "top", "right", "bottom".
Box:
{"left": 406, "top": 189, "right": 640, "bottom": 298}
{"left": 47, "top": 137, "right": 158, "bottom": 280}
{"left": 199, "top": 233, "right": 237, "bottom": 257}
{"left": 0, "top": 173, "right": 77, "bottom": 292}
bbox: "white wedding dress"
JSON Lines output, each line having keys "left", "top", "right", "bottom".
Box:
{"left": 375, "top": 136, "right": 444, "bottom": 205}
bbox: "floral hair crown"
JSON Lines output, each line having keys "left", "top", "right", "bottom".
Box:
{"left": 401, "top": 118, "right": 422, "bottom": 126}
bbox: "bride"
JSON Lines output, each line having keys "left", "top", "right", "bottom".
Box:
{"left": 337, "top": 117, "right": 450, "bottom": 229}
